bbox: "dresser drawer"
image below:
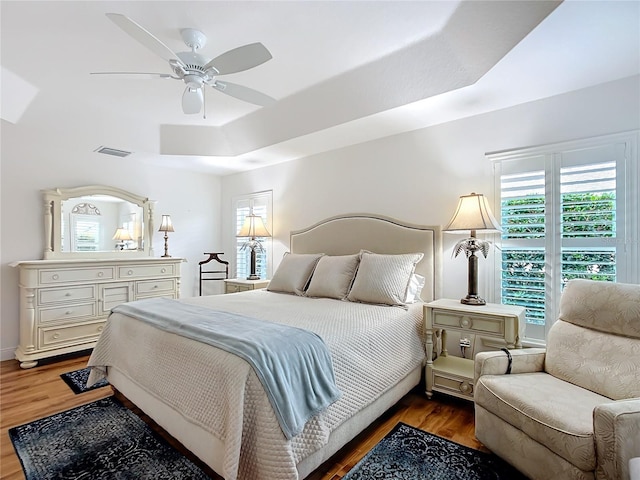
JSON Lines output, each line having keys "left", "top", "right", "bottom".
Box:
{"left": 118, "top": 264, "right": 175, "bottom": 279}
{"left": 40, "top": 267, "right": 114, "bottom": 284}
{"left": 39, "top": 285, "right": 96, "bottom": 305}
{"left": 39, "top": 303, "right": 96, "bottom": 323}
{"left": 39, "top": 321, "right": 105, "bottom": 348}
{"left": 136, "top": 279, "right": 176, "bottom": 295}
{"left": 432, "top": 310, "right": 506, "bottom": 337}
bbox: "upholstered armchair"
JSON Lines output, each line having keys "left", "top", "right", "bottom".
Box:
{"left": 474, "top": 279, "right": 640, "bottom": 480}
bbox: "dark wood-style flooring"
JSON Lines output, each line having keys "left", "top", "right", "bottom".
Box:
{"left": 1, "top": 353, "right": 487, "bottom": 480}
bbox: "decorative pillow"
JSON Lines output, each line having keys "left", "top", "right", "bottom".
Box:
{"left": 347, "top": 251, "right": 424, "bottom": 306}
{"left": 267, "top": 253, "right": 324, "bottom": 295}
{"left": 405, "top": 274, "right": 426, "bottom": 303}
{"left": 306, "top": 254, "right": 360, "bottom": 300}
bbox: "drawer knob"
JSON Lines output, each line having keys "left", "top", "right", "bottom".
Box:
{"left": 97, "top": 272, "right": 104, "bottom": 278}
{"left": 460, "top": 316, "right": 472, "bottom": 329}
{"left": 127, "top": 270, "right": 133, "bottom": 276}
{"left": 97, "top": 326, "right": 104, "bottom": 332}
{"left": 460, "top": 382, "right": 473, "bottom": 394}
{"left": 161, "top": 268, "right": 166, "bottom": 273}
{"left": 65, "top": 292, "right": 72, "bottom": 297}
{"left": 153, "top": 285, "right": 158, "bottom": 289}
{"left": 52, "top": 274, "right": 59, "bottom": 280}
{"left": 65, "top": 310, "right": 72, "bottom": 315}
{"left": 53, "top": 333, "right": 60, "bottom": 339}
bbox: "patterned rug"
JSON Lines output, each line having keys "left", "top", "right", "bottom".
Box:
{"left": 60, "top": 366, "right": 109, "bottom": 394}
{"left": 9, "top": 396, "right": 211, "bottom": 480}
{"left": 343, "top": 422, "right": 527, "bottom": 480}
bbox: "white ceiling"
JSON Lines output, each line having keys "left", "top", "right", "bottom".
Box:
{"left": 2, "top": 0, "right": 639, "bottom": 175}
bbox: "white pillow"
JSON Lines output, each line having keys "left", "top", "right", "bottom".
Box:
{"left": 347, "top": 251, "right": 424, "bottom": 306}
{"left": 405, "top": 274, "right": 426, "bottom": 303}
{"left": 267, "top": 253, "right": 324, "bottom": 295}
{"left": 306, "top": 254, "right": 360, "bottom": 300}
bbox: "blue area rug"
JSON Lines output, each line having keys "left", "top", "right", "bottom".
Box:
{"left": 60, "top": 366, "right": 108, "bottom": 394}
{"left": 343, "top": 422, "right": 527, "bottom": 480}
{"left": 9, "top": 396, "right": 211, "bottom": 480}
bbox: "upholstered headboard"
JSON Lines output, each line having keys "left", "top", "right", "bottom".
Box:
{"left": 290, "top": 213, "right": 441, "bottom": 302}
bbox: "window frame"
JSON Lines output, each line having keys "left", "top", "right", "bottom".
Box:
{"left": 488, "top": 131, "right": 639, "bottom": 345}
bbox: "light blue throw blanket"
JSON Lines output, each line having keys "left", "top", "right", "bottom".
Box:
{"left": 111, "top": 297, "right": 341, "bottom": 439}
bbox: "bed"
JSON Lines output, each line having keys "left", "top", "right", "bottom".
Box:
{"left": 88, "top": 213, "right": 441, "bottom": 480}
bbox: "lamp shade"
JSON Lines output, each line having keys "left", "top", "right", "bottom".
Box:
{"left": 237, "top": 214, "right": 271, "bottom": 238}
{"left": 112, "top": 227, "right": 133, "bottom": 241}
{"left": 158, "top": 215, "right": 175, "bottom": 233}
{"left": 444, "top": 193, "right": 501, "bottom": 233}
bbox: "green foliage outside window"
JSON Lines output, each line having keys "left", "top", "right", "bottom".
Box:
{"left": 501, "top": 192, "right": 616, "bottom": 325}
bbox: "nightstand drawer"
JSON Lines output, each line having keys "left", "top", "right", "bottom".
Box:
{"left": 430, "top": 355, "right": 475, "bottom": 395}
{"left": 226, "top": 283, "right": 253, "bottom": 293}
{"left": 224, "top": 279, "right": 270, "bottom": 294}
{"left": 432, "top": 310, "right": 506, "bottom": 336}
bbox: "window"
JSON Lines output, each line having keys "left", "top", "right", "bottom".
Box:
{"left": 489, "top": 132, "right": 639, "bottom": 343}
{"left": 233, "top": 191, "right": 273, "bottom": 279}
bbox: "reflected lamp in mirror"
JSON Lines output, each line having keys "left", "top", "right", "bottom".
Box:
{"left": 444, "top": 192, "right": 501, "bottom": 306}
{"left": 112, "top": 227, "right": 133, "bottom": 251}
{"left": 158, "top": 215, "right": 175, "bottom": 258}
{"left": 237, "top": 214, "right": 271, "bottom": 280}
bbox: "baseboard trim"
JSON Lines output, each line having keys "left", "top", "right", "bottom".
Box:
{"left": 1, "top": 346, "right": 17, "bottom": 362}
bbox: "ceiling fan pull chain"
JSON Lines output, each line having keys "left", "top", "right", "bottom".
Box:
{"left": 203, "top": 88, "right": 207, "bottom": 120}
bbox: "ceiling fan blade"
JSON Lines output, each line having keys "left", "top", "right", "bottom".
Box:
{"left": 90, "top": 72, "right": 177, "bottom": 80}
{"left": 182, "top": 87, "right": 203, "bottom": 114}
{"left": 204, "top": 43, "right": 272, "bottom": 75}
{"left": 106, "top": 13, "right": 186, "bottom": 67}
{"left": 213, "top": 81, "right": 276, "bottom": 107}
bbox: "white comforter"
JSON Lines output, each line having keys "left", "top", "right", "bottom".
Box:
{"left": 88, "top": 290, "right": 425, "bottom": 480}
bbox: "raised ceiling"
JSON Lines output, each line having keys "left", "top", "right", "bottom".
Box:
{"left": 1, "top": 1, "right": 639, "bottom": 174}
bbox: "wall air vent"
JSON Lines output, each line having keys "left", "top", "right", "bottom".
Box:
{"left": 94, "top": 146, "right": 132, "bottom": 157}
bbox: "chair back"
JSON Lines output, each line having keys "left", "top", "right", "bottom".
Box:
{"left": 545, "top": 279, "right": 640, "bottom": 400}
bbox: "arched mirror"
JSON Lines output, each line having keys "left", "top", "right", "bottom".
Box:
{"left": 42, "top": 186, "right": 155, "bottom": 259}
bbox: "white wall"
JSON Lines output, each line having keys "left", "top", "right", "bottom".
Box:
{"left": 221, "top": 76, "right": 640, "bottom": 302}
{"left": 0, "top": 126, "right": 223, "bottom": 360}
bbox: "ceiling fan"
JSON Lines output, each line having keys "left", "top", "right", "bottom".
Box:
{"left": 92, "top": 13, "right": 276, "bottom": 116}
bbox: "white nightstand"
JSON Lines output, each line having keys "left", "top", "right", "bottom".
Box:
{"left": 424, "top": 299, "right": 525, "bottom": 401}
{"left": 224, "top": 278, "right": 270, "bottom": 294}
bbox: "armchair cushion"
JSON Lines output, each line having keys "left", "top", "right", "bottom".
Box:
{"left": 476, "top": 372, "right": 611, "bottom": 472}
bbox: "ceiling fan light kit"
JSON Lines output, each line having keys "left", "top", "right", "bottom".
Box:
{"left": 94, "top": 13, "right": 276, "bottom": 116}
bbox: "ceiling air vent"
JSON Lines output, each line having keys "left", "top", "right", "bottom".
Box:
{"left": 94, "top": 146, "right": 132, "bottom": 157}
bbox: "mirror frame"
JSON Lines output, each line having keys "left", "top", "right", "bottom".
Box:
{"left": 42, "top": 185, "right": 155, "bottom": 260}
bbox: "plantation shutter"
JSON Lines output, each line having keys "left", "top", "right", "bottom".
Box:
{"left": 490, "top": 132, "right": 637, "bottom": 344}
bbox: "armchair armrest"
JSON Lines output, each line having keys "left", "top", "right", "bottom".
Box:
{"left": 594, "top": 398, "right": 640, "bottom": 480}
{"left": 474, "top": 348, "right": 546, "bottom": 384}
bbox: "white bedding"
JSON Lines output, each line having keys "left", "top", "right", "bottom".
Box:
{"left": 88, "top": 290, "right": 425, "bottom": 480}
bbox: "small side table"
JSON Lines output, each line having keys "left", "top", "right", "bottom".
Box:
{"left": 424, "top": 299, "right": 525, "bottom": 401}
{"left": 224, "top": 278, "right": 270, "bottom": 294}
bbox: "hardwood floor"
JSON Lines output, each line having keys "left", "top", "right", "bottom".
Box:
{"left": 1, "top": 353, "right": 487, "bottom": 480}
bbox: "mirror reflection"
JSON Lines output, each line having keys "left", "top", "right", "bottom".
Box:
{"left": 61, "top": 195, "right": 144, "bottom": 252}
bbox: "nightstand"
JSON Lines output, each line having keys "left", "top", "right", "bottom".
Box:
{"left": 224, "top": 278, "right": 270, "bottom": 294}
{"left": 424, "top": 299, "right": 525, "bottom": 401}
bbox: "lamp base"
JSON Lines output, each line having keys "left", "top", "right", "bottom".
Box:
{"left": 461, "top": 295, "right": 486, "bottom": 306}
{"left": 246, "top": 274, "right": 261, "bottom": 280}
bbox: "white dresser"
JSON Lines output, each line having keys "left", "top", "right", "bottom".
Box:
{"left": 13, "top": 257, "right": 182, "bottom": 368}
